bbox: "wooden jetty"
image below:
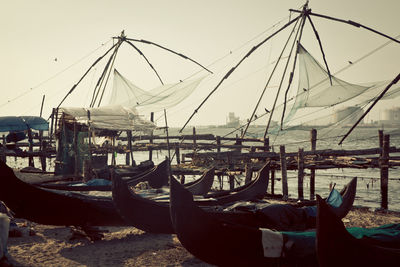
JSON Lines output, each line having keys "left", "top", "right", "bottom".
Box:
{"left": 1, "top": 124, "right": 399, "bottom": 210}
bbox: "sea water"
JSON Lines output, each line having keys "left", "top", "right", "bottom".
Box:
{"left": 7, "top": 126, "right": 400, "bottom": 211}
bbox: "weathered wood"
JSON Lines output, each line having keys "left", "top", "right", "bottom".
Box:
{"left": 184, "top": 146, "right": 400, "bottom": 160}
{"left": 193, "top": 127, "right": 197, "bottom": 148}
{"left": 216, "top": 136, "right": 221, "bottom": 153}
{"left": 245, "top": 163, "right": 252, "bottom": 184}
{"left": 175, "top": 145, "right": 181, "bottom": 165}
{"left": 149, "top": 112, "right": 154, "bottom": 161}
{"left": 298, "top": 148, "right": 304, "bottom": 200}
{"left": 229, "top": 175, "right": 235, "bottom": 190}
{"left": 379, "top": 130, "right": 383, "bottom": 156}
{"left": 270, "top": 168, "right": 275, "bottom": 195}
{"left": 263, "top": 137, "right": 270, "bottom": 151}
{"left": 380, "top": 134, "right": 389, "bottom": 210}
{"left": 27, "top": 129, "right": 34, "bottom": 167}
{"left": 280, "top": 145, "right": 288, "bottom": 199}
{"left": 310, "top": 128, "right": 317, "bottom": 200}
{"left": 73, "top": 122, "right": 78, "bottom": 177}
{"left": 1, "top": 135, "right": 6, "bottom": 163}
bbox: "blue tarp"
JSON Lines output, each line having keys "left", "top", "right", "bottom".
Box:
{"left": 0, "top": 116, "right": 48, "bottom": 132}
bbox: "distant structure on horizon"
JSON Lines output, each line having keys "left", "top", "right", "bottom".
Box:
{"left": 379, "top": 107, "right": 400, "bottom": 126}
{"left": 333, "top": 106, "right": 364, "bottom": 125}
{"left": 225, "top": 112, "right": 240, "bottom": 128}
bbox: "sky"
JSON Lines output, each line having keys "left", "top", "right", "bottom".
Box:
{"left": 1, "top": 0, "right": 399, "bottom": 127}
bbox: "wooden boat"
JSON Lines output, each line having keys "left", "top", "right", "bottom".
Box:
{"left": 0, "top": 160, "right": 126, "bottom": 227}
{"left": 35, "top": 160, "right": 157, "bottom": 192}
{"left": 202, "top": 162, "right": 270, "bottom": 204}
{"left": 111, "top": 161, "right": 270, "bottom": 233}
{"left": 181, "top": 167, "right": 215, "bottom": 196}
{"left": 0, "top": 159, "right": 166, "bottom": 228}
{"left": 169, "top": 173, "right": 287, "bottom": 266}
{"left": 316, "top": 194, "right": 400, "bottom": 267}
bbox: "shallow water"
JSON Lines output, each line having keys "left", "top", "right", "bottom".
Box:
{"left": 7, "top": 126, "right": 400, "bottom": 211}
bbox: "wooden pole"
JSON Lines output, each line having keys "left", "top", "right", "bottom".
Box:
{"left": 40, "top": 138, "right": 47, "bottom": 172}
{"left": 245, "top": 163, "right": 252, "bottom": 184}
{"left": 380, "top": 134, "right": 389, "bottom": 210}
{"left": 216, "top": 136, "right": 221, "bottom": 153}
{"left": 27, "top": 128, "right": 34, "bottom": 167}
{"left": 1, "top": 135, "right": 6, "bottom": 163}
{"left": 49, "top": 108, "right": 55, "bottom": 145}
{"left": 297, "top": 148, "right": 304, "bottom": 200}
{"left": 310, "top": 128, "right": 317, "bottom": 200}
{"left": 73, "top": 122, "right": 78, "bottom": 177}
{"left": 280, "top": 145, "right": 288, "bottom": 199}
{"left": 378, "top": 130, "right": 384, "bottom": 156}
{"left": 149, "top": 112, "right": 154, "bottom": 161}
{"left": 270, "top": 168, "right": 275, "bottom": 195}
{"left": 127, "top": 130, "right": 134, "bottom": 165}
{"left": 228, "top": 152, "right": 234, "bottom": 190}
{"left": 193, "top": 127, "right": 197, "bottom": 148}
{"left": 175, "top": 145, "right": 181, "bottom": 165}
{"left": 39, "top": 95, "right": 45, "bottom": 117}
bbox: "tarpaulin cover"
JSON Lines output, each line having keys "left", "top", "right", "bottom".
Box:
{"left": 60, "top": 105, "right": 156, "bottom": 131}
{"left": 0, "top": 116, "right": 49, "bottom": 132}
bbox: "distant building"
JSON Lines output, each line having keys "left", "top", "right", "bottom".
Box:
{"left": 226, "top": 112, "right": 240, "bottom": 128}
{"left": 379, "top": 107, "right": 400, "bottom": 126}
{"left": 333, "top": 107, "right": 364, "bottom": 125}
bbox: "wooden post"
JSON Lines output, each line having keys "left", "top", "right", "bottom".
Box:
{"left": 125, "top": 152, "right": 130, "bottom": 165}
{"left": 380, "top": 134, "right": 389, "bottom": 210}
{"left": 270, "top": 168, "right": 275, "bottom": 195}
{"left": 245, "top": 163, "right": 252, "bottom": 184}
{"left": 111, "top": 136, "right": 116, "bottom": 166}
{"left": 280, "top": 145, "right": 288, "bottom": 200}
{"left": 49, "top": 108, "right": 55, "bottom": 145}
{"left": 263, "top": 137, "right": 270, "bottom": 151}
{"left": 297, "top": 148, "right": 304, "bottom": 200}
{"left": 193, "top": 127, "right": 197, "bottom": 148}
{"left": 73, "top": 122, "right": 78, "bottom": 177}
{"left": 229, "top": 174, "right": 235, "bottom": 190}
{"left": 175, "top": 145, "right": 181, "bottom": 165}
{"left": 149, "top": 112, "right": 154, "bottom": 161}
{"left": 228, "top": 152, "right": 234, "bottom": 190}
{"left": 310, "top": 129, "right": 317, "bottom": 200}
{"left": 1, "top": 135, "right": 6, "bottom": 163}
{"left": 218, "top": 174, "right": 223, "bottom": 190}
{"left": 127, "top": 130, "right": 134, "bottom": 165}
{"left": 235, "top": 134, "right": 242, "bottom": 152}
{"left": 378, "top": 130, "right": 384, "bottom": 156}
{"left": 216, "top": 136, "right": 221, "bottom": 153}
{"left": 40, "top": 139, "right": 47, "bottom": 172}
{"left": 27, "top": 128, "right": 34, "bottom": 167}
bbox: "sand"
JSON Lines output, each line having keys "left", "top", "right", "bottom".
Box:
{"left": 3, "top": 207, "right": 400, "bottom": 267}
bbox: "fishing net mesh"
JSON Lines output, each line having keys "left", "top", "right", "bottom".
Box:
{"left": 109, "top": 69, "right": 205, "bottom": 115}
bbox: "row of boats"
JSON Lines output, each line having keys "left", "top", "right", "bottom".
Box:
{"left": 0, "top": 159, "right": 399, "bottom": 266}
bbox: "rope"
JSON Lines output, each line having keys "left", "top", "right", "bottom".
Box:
{"left": 0, "top": 39, "right": 112, "bottom": 110}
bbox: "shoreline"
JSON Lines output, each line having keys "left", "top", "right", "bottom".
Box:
{"left": 4, "top": 206, "right": 400, "bottom": 266}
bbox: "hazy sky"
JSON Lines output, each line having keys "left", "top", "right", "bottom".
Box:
{"left": 1, "top": 0, "right": 399, "bottom": 127}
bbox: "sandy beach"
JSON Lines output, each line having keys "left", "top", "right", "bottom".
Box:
{"left": 3, "top": 206, "right": 400, "bottom": 267}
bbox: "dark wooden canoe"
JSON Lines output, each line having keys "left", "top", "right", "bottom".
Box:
{"left": 0, "top": 160, "right": 126, "bottom": 227}
{"left": 169, "top": 174, "right": 283, "bottom": 266}
{"left": 183, "top": 167, "right": 215, "bottom": 196}
{"left": 111, "top": 162, "right": 270, "bottom": 233}
{"left": 0, "top": 159, "right": 167, "bottom": 227}
{"left": 316, "top": 194, "right": 400, "bottom": 267}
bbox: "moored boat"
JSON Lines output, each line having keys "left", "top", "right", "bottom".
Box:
{"left": 316, "top": 194, "right": 400, "bottom": 267}
{"left": 111, "top": 161, "right": 270, "bottom": 233}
